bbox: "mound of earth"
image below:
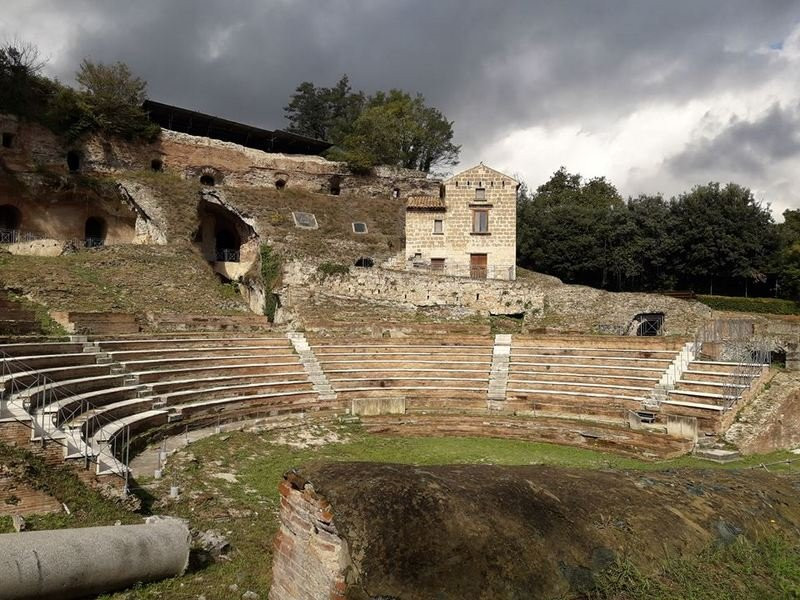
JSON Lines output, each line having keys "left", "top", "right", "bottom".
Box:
{"left": 271, "top": 462, "right": 800, "bottom": 599}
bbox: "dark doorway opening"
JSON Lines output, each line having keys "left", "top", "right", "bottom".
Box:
{"left": 0, "top": 204, "right": 21, "bottom": 231}
{"left": 200, "top": 174, "right": 215, "bottom": 186}
{"left": 150, "top": 158, "right": 163, "bottom": 172}
{"left": 275, "top": 179, "right": 286, "bottom": 190}
{"left": 215, "top": 223, "right": 241, "bottom": 262}
{"left": 329, "top": 175, "right": 341, "bottom": 196}
{"left": 635, "top": 313, "right": 664, "bottom": 336}
{"left": 1, "top": 133, "right": 14, "bottom": 148}
{"left": 354, "top": 257, "right": 374, "bottom": 268}
{"left": 84, "top": 217, "right": 106, "bottom": 248}
{"left": 771, "top": 349, "right": 786, "bottom": 368}
{"left": 66, "top": 150, "right": 81, "bottom": 172}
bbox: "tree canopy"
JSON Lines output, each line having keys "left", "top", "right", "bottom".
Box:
{"left": 284, "top": 76, "right": 459, "bottom": 173}
{"left": 517, "top": 168, "right": 780, "bottom": 297}
{"left": 0, "top": 41, "right": 158, "bottom": 142}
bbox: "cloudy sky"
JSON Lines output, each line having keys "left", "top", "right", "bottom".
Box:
{"left": 4, "top": 0, "right": 800, "bottom": 218}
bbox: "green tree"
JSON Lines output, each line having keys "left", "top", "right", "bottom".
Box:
{"left": 334, "top": 90, "right": 459, "bottom": 172}
{"left": 0, "top": 40, "right": 53, "bottom": 118}
{"left": 670, "top": 183, "right": 776, "bottom": 295}
{"left": 774, "top": 209, "right": 800, "bottom": 300}
{"left": 517, "top": 167, "right": 623, "bottom": 287}
{"left": 75, "top": 59, "right": 158, "bottom": 140}
{"left": 283, "top": 75, "right": 364, "bottom": 143}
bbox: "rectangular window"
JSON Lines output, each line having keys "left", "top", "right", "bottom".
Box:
{"left": 475, "top": 188, "right": 486, "bottom": 201}
{"left": 430, "top": 258, "right": 445, "bottom": 271}
{"left": 1, "top": 133, "right": 13, "bottom": 148}
{"left": 433, "top": 219, "right": 443, "bottom": 234}
{"left": 472, "top": 209, "right": 489, "bottom": 233}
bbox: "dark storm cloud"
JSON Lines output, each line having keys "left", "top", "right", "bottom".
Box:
{"left": 667, "top": 103, "right": 800, "bottom": 177}
{"left": 7, "top": 0, "right": 800, "bottom": 149}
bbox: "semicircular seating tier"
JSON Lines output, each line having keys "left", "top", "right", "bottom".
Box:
{"left": 0, "top": 331, "right": 770, "bottom": 478}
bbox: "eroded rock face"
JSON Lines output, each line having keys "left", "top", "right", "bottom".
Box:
{"left": 270, "top": 462, "right": 800, "bottom": 600}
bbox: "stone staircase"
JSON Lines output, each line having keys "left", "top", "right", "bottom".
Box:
{"left": 287, "top": 332, "right": 337, "bottom": 400}
{"left": 488, "top": 334, "right": 511, "bottom": 402}
{"left": 0, "top": 291, "right": 40, "bottom": 336}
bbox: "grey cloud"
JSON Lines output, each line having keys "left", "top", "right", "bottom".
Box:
{"left": 667, "top": 103, "right": 800, "bottom": 177}
{"left": 5, "top": 0, "right": 800, "bottom": 146}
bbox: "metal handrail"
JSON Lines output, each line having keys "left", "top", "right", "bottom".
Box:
{"left": 215, "top": 248, "right": 240, "bottom": 262}
{"left": 0, "top": 229, "right": 46, "bottom": 244}
{"left": 1, "top": 350, "right": 131, "bottom": 487}
{"left": 388, "top": 262, "right": 516, "bottom": 281}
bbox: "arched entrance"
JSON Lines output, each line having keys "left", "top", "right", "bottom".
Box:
{"left": 84, "top": 216, "right": 107, "bottom": 248}
{"left": 0, "top": 205, "right": 21, "bottom": 243}
{"left": 215, "top": 222, "right": 241, "bottom": 262}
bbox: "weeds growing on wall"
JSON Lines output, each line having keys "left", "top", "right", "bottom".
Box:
{"left": 317, "top": 262, "right": 350, "bottom": 280}
{"left": 260, "top": 243, "right": 282, "bottom": 321}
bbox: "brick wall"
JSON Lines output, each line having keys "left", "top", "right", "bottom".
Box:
{"left": 269, "top": 472, "right": 350, "bottom": 600}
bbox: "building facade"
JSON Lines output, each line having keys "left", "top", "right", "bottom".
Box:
{"left": 404, "top": 163, "right": 518, "bottom": 280}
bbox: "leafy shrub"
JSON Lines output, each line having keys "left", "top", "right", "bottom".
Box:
{"left": 317, "top": 262, "right": 350, "bottom": 279}
{"left": 697, "top": 295, "right": 800, "bottom": 315}
{"left": 260, "top": 244, "right": 282, "bottom": 321}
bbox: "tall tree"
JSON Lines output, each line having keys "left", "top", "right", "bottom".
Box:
{"left": 670, "top": 183, "right": 776, "bottom": 295}
{"left": 774, "top": 209, "right": 800, "bottom": 300}
{"left": 283, "top": 75, "right": 364, "bottom": 143}
{"left": 517, "top": 167, "right": 623, "bottom": 287}
{"left": 75, "top": 59, "right": 158, "bottom": 140}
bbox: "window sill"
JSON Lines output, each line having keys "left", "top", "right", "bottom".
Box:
{"left": 469, "top": 203, "right": 493, "bottom": 208}
{"left": 470, "top": 232, "right": 491, "bottom": 236}
{"left": 432, "top": 232, "right": 444, "bottom": 235}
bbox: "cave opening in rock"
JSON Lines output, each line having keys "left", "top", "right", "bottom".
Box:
{"left": 66, "top": 150, "right": 81, "bottom": 172}
{"left": 84, "top": 216, "right": 107, "bottom": 248}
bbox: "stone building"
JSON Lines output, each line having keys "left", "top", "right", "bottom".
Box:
{"left": 404, "top": 163, "right": 518, "bottom": 280}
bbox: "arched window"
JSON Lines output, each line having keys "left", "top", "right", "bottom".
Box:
{"left": 84, "top": 217, "right": 106, "bottom": 248}
{"left": 275, "top": 179, "right": 287, "bottom": 190}
{"left": 354, "top": 257, "right": 374, "bottom": 268}
{"left": 200, "top": 174, "right": 215, "bottom": 186}
{"left": 66, "top": 150, "right": 81, "bottom": 172}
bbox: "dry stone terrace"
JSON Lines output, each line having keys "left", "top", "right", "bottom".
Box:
{"left": 0, "top": 328, "right": 770, "bottom": 490}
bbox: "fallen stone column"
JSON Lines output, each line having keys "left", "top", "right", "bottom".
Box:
{"left": 0, "top": 518, "right": 191, "bottom": 600}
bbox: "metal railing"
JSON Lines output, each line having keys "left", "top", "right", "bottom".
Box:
{"left": 691, "top": 320, "right": 770, "bottom": 410}
{"left": 1, "top": 350, "right": 131, "bottom": 489}
{"left": 403, "top": 262, "right": 515, "bottom": 281}
{"left": 215, "top": 248, "right": 240, "bottom": 262}
{"left": 0, "top": 228, "right": 46, "bottom": 244}
{"left": 720, "top": 342, "right": 771, "bottom": 409}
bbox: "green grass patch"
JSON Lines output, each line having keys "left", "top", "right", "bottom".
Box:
{"left": 698, "top": 294, "right": 800, "bottom": 315}
{"left": 99, "top": 428, "right": 800, "bottom": 599}
{"left": 591, "top": 535, "right": 800, "bottom": 599}
{"left": 0, "top": 442, "right": 138, "bottom": 535}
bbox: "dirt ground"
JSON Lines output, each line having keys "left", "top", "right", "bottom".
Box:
{"left": 295, "top": 461, "right": 800, "bottom": 599}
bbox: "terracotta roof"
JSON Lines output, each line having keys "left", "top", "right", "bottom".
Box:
{"left": 406, "top": 196, "right": 446, "bottom": 210}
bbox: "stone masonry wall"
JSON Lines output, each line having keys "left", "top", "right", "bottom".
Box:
{"left": 405, "top": 164, "right": 517, "bottom": 279}
{"left": 282, "top": 261, "right": 544, "bottom": 316}
{"left": 269, "top": 472, "right": 350, "bottom": 600}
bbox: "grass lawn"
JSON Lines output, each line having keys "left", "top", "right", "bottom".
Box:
{"left": 3, "top": 426, "right": 800, "bottom": 599}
